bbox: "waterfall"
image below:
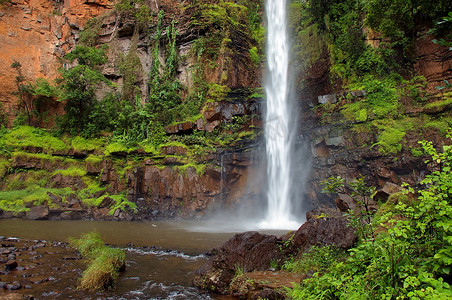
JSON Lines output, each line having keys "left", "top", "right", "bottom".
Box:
{"left": 260, "top": 0, "right": 300, "bottom": 230}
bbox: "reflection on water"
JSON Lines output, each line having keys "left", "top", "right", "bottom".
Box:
{"left": 0, "top": 219, "right": 247, "bottom": 299}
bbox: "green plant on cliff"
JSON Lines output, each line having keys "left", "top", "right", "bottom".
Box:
{"left": 31, "top": 78, "right": 59, "bottom": 127}
{"left": 147, "top": 12, "right": 182, "bottom": 125}
{"left": 283, "top": 245, "right": 346, "bottom": 275}
{"left": 115, "top": 0, "right": 153, "bottom": 29}
{"left": 58, "top": 45, "right": 113, "bottom": 136}
{"left": 4, "top": 126, "right": 69, "bottom": 153}
{"left": 118, "top": 27, "right": 143, "bottom": 104}
{"left": 11, "top": 60, "right": 34, "bottom": 126}
{"left": 366, "top": 0, "right": 452, "bottom": 54}
{"left": 0, "top": 103, "right": 7, "bottom": 128}
{"left": 79, "top": 17, "right": 103, "bottom": 47}
{"left": 288, "top": 133, "right": 452, "bottom": 299}
{"left": 322, "top": 175, "right": 376, "bottom": 241}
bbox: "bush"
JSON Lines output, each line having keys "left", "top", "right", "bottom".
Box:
{"left": 288, "top": 132, "right": 452, "bottom": 299}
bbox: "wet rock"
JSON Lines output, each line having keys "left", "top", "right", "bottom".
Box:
{"left": 374, "top": 182, "right": 404, "bottom": 203}
{"left": 161, "top": 145, "right": 188, "bottom": 156}
{"left": 164, "top": 122, "right": 194, "bottom": 134}
{"left": 5, "top": 260, "right": 18, "bottom": 271}
{"left": 194, "top": 231, "right": 283, "bottom": 294}
{"left": 293, "top": 213, "right": 357, "bottom": 254}
{"left": 7, "top": 254, "right": 16, "bottom": 261}
{"left": 27, "top": 206, "right": 49, "bottom": 220}
{"left": 318, "top": 94, "right": 337, "bottom": 104}
{"left": 335, "top": 193, "right": 356, "bottom": 212}
{"left": 5, "top": 281, "right": 21, "bottom": 290}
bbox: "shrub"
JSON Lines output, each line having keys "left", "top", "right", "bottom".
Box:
{"left": 288, "top": 132, "right": 452, "bottom": 299}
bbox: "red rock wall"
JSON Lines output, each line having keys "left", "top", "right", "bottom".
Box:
{"left": 0, "top": 0, "right": 112, "bottom": 125}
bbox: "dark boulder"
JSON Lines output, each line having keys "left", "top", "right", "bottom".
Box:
{"left": 293, "top": 214, "right": 357, "bottom": 254}
{"left": 194, "top": 231, "right": 283, "bottom": 294}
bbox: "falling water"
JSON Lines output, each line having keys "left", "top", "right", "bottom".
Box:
{"left": 260, "top": 0, "right": 300, "bottom": 230}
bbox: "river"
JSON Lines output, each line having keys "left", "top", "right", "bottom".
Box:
{"left": 0, "top": 219, "right": 284, "bottom": 299}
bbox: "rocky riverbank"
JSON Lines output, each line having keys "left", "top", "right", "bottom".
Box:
{"left": 0, "top": 236, "right": 82, "bottom": 298}
{"left": 194, "top": 208, "right": 357, "bottom": 299}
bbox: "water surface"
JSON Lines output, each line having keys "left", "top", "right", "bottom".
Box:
{"left": 0, "top": 219, "right": 245, "bottom": 299}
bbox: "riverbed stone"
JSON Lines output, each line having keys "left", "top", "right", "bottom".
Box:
{"left": 5, "top": 260, "right": 18, "bottom": 271}
{"left": 5, "top": 281, "right": 21, "bottom": 290}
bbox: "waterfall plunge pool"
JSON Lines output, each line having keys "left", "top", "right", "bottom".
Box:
{"left": 0, "top": 219, "right": 287, "bottom": 299}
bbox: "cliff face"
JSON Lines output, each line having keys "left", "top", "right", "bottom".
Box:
{"left": 0, "top": 0, "right": 113, "bottom": 123}
{"left": 0, "top": 0, "right": 260, "bottom": 123}
{"left": 1, "top": 0, "right": 451, "bottom": 221}
{"left": 0, "top": 0, "right": 264, "bottom": 220}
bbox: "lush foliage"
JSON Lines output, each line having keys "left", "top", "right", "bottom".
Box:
{"left": 322, "top": 175, "right": 376, "bottom": 240}
{"left": 58, "top": 45, "right": 112, "bottom": 136}
{"left": 283, "top": 245, "right": 346, "bottom": 275}
{"left": 288, "top": 134, "right": 452, "bottom": 299}
{"left": 69, "top": 232, "right": 125, "bottom": 291}
{"left": 290, "top": 0, "right": 451, "bottom": 84}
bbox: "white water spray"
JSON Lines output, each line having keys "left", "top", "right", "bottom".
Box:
{"left": 260, "top": 0, "right": 300, "bottom": 230}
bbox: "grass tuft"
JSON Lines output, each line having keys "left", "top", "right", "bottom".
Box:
{"left": 69, "top": 231, "right": 125, "bottom": 292}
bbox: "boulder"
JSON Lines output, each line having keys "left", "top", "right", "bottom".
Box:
{"left": 26, "top": 206, "right": 49, "bottom": 220}
{"left": 5, "top": 281, "right": 22, "bottom": 290}
{"left": 293, "top": 214, "right": 357, "bottom": 254}
{"left": 318, "top": 94, "right": 337, "bottom": 104}
{"left": 194, "top": 231, "right": 283, "bottom": 294}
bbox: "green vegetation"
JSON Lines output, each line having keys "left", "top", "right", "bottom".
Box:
{"left": 4, "top": 126, "right": 69, "bottom": 153}
{"left": 0, "top": 185, "right": 72, "bottom": 214}
{"left": 283, "top": 245, "right": 346, "bottom": 275}
{"left": 69, "top": 232, "right": 126, "bottom": 291}
{"left": 287, "top": 134, "right": 452, "bottom": 299}
{"left": 58, "top": 45, "right": 112, "bottom": 136}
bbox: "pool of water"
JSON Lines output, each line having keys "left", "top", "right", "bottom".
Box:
{"left": 0, "top": 219, "right": 286, "bottom": 299}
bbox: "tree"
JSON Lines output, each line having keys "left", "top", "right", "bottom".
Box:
{"left": 59, "top": 46, "right": 111, "bottom": 135}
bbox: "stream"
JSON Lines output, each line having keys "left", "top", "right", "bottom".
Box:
{"left": 0, "top": 219, "right": 285, "bottom": 299}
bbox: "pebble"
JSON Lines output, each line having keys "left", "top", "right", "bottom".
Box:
{"left": 5, "top": 281, "right": 22, "bottom": 290}
{"left": 5, "top": 260, "right": 18, "bottom": 271}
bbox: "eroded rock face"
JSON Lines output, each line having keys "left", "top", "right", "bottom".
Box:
{"left": 414, "top": 32, "right": 452, "bottom": 91}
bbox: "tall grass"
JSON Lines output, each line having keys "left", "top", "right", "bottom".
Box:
{"left": 69, "top": 231, "right": 126, "bottom": 291}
